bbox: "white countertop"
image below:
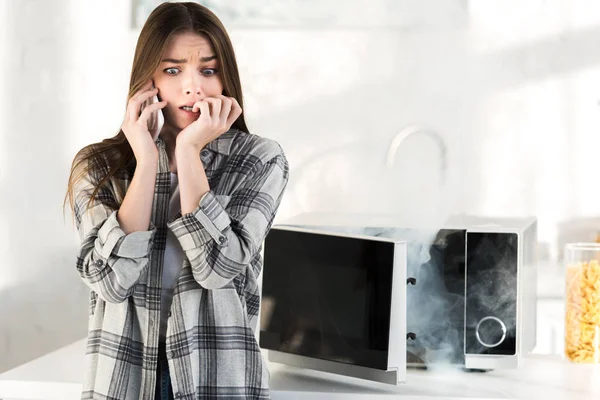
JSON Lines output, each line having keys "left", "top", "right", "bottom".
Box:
{"left": 1, "top": 338, "right": 599, "bottom": 400}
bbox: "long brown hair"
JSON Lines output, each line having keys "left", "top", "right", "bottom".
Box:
{"left": 64, "top": 2, "right": 248, "bottom": 218}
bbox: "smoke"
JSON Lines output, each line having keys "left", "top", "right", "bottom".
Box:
{"left": 363, "top": 226, "right": 466, "bottom": 367}
{"left": 463, "top": 236, "right": 519, "bottom": 351}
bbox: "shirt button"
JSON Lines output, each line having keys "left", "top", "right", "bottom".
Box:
{"left": 201, "top": 150, "right": 210, "bottom": 158}
{"left": 95, "top": 259, "right": 103, "bottom": 267}
{"left": 168, "top": 311, "right": 172, "bottom": 318}
{"left": 175, "top": 393, "right": 181, "bottom": 399}
{"left": 167, "top": 351, "right": 174, "bottom": 359}
{"left": 218, "top": 237, "right": 225, "bottom": 244}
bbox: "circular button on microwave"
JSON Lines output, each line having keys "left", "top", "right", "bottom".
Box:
{"left": 475, "top": 316, "right": 507, "bottom": 348}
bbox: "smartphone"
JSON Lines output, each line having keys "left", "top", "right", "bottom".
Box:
{"left": 140, "top": 86, "right": 164, "bottom": 141}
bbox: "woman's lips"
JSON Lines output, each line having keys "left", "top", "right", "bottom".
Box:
{"left": 180, "top": 108, "right": 200, "bottom": 118}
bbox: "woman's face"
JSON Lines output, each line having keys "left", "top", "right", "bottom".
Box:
{"left": 152, "top": 31, "right": 224, "bottom": 131}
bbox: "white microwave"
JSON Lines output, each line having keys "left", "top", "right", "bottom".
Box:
{"left": 260, "top": 213, "right": 537, "bottom": 384}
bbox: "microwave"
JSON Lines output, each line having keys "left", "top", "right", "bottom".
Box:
{"left": 262, "top": 213, "right": 537, "bottom": 375}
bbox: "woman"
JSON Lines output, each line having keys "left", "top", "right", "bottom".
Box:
{"left": 64, "top": 2, "right": 289, "bottom": 399}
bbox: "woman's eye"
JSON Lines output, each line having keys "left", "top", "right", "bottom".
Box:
{"left": 163, "top": 67, "right": 217, "bottom": 76}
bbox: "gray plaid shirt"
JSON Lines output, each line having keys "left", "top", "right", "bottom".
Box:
{"left": 74, "top": 129, "right": 289, "bottom": 399}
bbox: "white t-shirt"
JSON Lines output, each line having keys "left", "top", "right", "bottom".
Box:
{"left": 159, "top": 172, "right": 184, "bottom": 340}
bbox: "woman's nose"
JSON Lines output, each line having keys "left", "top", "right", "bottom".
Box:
{"left": 185, "top": 85, "right": 201, "bottom": 95}
{"left": 184, "top": 73, "right": 203, "bottom": 95}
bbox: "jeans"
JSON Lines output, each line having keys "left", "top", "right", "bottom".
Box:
{"left": 155, "top": 342, "right": 174, "bottom": 400}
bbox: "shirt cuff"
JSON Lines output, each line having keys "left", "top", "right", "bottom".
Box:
{"left": 96, "top": 211, "right": 156, "bottom": 259}
{"left": 167, "top": 191, "right": 231, "bottom": 250}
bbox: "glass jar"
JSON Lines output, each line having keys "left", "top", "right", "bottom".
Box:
{"left": 564, "top": 243, "right": 600, "bottom": 363}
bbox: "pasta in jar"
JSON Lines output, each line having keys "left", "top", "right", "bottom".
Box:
{"left": 564, "top": 244, "right": 600, "bottom": 364}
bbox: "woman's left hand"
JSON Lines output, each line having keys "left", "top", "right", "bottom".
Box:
{"left": 176, "top": 95, "right": 242, "bottom": 151}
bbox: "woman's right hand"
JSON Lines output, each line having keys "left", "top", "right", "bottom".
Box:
{"left": 121, "top": 80, "right": 167, "bottom": 164}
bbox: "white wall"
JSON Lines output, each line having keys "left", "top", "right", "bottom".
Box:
{"left": 0, "top": 0, "right": 133, "bottom": 372}
{"left": 2, "top": 0, "right": 600, "bottom": 371}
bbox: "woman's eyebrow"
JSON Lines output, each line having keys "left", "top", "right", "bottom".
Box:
{"left": 161, "top": 55, "right": 217, "bottom": 63}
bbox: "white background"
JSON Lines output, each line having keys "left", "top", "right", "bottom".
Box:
{"left": 1, "top": 0, "right": 599, "bottom": 372}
